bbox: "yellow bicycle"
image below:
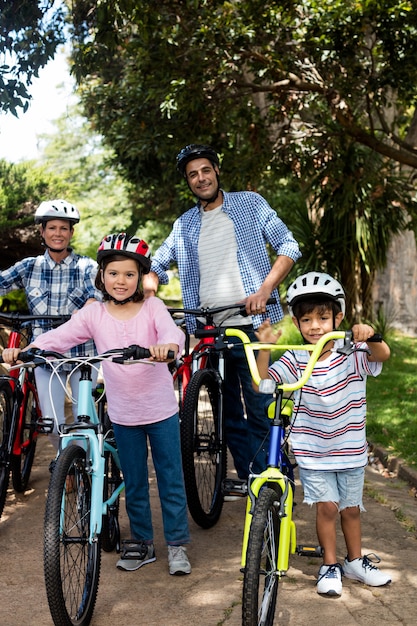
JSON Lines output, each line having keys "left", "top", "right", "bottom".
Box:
{"left": 224, "top": 328, "right": 378, "bottom": 626}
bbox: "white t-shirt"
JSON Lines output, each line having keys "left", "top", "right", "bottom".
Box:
{"left": 198, "top": 206, "right": 251, "bottom": 326}
{"left": 268, "top": 340, "right": 382, "bottom": 471}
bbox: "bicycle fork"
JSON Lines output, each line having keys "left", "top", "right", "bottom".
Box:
{"left": 241, "top": 470, "right": 296, "bottom": 575}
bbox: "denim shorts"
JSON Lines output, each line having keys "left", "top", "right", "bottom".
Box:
{"left": 298, "top": 466, "right": 366, "bottom": 512}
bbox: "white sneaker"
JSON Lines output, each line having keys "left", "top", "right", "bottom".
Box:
{"left": 168, "top": 545, "right": 191, "bottom": 576}
{"left": 317, "top": 563, "right": 343, "bottom": 596}
{"left": 343, "top": 554, "right": 391, "bottom": 586}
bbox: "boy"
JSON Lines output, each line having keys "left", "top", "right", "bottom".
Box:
{"left": 255, "top": 272, "right": 391, "bottom": 596}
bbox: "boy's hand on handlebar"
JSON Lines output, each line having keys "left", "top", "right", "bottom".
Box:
{"left": 351, "top": 324, "right": 376, "bottom": 343}
{"left": 148, "top": 343, "right": 178, "bottom": 362}
{"left": 255, "top": 319, "right": 282, "bottom": 344}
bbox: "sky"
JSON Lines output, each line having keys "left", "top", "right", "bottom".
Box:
{"left": 0, "top": 50, "right": 75, "bottom": 163}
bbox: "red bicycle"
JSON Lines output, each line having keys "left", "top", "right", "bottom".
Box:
{"left": 168, "top": 299, "right": 276, "bottom": 529}
{"left": 0, "top": 312, "right": 69, "bottom": 518}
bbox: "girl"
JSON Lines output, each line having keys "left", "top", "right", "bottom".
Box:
{"left": 3, "top": 233, "right": 191, "bottom": 576}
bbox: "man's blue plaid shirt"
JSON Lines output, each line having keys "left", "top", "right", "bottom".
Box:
{"left": 0, "top": 249, "right": 100, "bottom": 358}
{"left": 151, "top": 190, "right": 301, "bottom": 332}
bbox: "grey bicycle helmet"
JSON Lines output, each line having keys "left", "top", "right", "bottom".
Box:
{"left": 34, "top": 199, "right": 80, "bottom": 224}
{"left": 287, "top": 272, "right": 346, "bottom": 316}
{"left": 176, "top": 144, "right": 220, "bottom": 176}
{"left": 97, "top": 233, "right": 152, "bottom": 273}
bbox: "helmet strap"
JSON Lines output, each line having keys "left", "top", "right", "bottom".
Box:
{"left": 107, "top": 294, "right": 135, "bottom": 305}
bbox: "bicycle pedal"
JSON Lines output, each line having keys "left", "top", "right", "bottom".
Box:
{"left": 221, "top": 478, "right": 248, "bottom": 497}
{"left": 37, "top": 418, "right": 54, "bottom": 434}
{"left": 296, "top": 545, "right": 323, "bottom": 557}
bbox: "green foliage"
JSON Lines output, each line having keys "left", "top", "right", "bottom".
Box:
{"left": 0, "top": 0, "right": 67, "bottom": 115}
{"left": 39, "top": 104, "right": 134, "bottom": 256}
{"left": 367, "top": 332, "right": 417, "bottom": 469}
{"left": 0, "top": 159, "right": 68, "bottom": 266}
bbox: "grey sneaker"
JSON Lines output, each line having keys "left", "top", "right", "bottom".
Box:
{"left": 317, "top": 563, "right": 343, "bottom": 596}
{"left": 117, "top": 540, "right": 156, "bottom": 572}
{"left": 167, "top": 545, "right": 191, "bottom": 576}
{"left": 343, "top": 554, "right": 391, "bottom": 586}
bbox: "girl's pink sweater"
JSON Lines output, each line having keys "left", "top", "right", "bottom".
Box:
{"left": 34, "top": 297, "right": 184, "bottom": 426}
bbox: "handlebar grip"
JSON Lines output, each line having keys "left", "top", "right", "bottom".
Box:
{"left": 123, "top": 345, "right": 175, "bottom": 360}
{"left": 240, "top": 296, "right": 278, "bottom": 318}
{"left": 368, "top": 333, "right": 383, "bottom": 342}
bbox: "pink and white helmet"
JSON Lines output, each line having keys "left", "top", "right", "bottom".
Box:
{"left": 97, "top": 233, "right": 152, "bottom": 273}
{"left": 34, "top": 199, "right": 80, "bottom": 224}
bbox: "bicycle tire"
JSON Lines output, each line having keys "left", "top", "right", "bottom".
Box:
{"left": 44, "top": 444, "right": 101, "bottom": 626}
{"left": 11, "top": 376, "right": 39, "bottom": 492}
{"left": 101, "top": 449, "right": 122, "bottom": 552}
{"left": 0, "top": 380, "right": 13, "bottom": 519}
{"left": 242, "top": 485, "right": 282, "bottom": 626}
{"left": 181, "top": 368, "right": 226, "bottom": 528}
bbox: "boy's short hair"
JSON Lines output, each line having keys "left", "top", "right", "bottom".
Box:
{"left": 292, "top": 296, "right": 342, "bottom": 320}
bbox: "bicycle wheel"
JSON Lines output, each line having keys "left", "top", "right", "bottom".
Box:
{"left": 242, "top": 485, "right": 282, "bottom": 626}
{"left": 0, "top": 380, "right": 13, "bottom": 518}
{"left": 181, "top": 368, "right": 226, "bottom": 528}
{"left": 44, "top": 444, "right": 101, "bottom": 626}
{"left": 101, "top": 449, "right": 122, "bottom": 552}
{"left": 11, "top": 374, "right": 39, "bottom": 492}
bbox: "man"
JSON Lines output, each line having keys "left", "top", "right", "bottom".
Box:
{"left": 143, "top": 145, "right": 301, "bottom": 482}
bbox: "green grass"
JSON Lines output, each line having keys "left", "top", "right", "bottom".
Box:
{"left": 366, "top": 332, "right": 417, "bottom": 470}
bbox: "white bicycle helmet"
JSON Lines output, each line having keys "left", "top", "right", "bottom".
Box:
{"left": 287, "top": 272, "right": 345, "bottom": 316}
{"left": 97, "top": 233, "right": 152, "bottom": 273}
{"left": 34, "top": 199, "right": 80, "bottom": 224}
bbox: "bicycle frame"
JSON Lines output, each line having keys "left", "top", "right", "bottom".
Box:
{"left": 57, "top": 363, "right": 124, "bottom": 543}
{"left": 1, "top": 320, "right": 41, "bottom": 456}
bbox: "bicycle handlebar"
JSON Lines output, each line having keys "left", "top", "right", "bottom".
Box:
{"left": 0, "top": 312, "right": 71, "bottom": 328}
{"left": 224, "top": 328, "right": 382, "bottom": 390}
{"left": 168, "top": 298, "right": 277, "bottom": 325}
{"left": 0, "top": 345, "right": 175, "bottom": 366}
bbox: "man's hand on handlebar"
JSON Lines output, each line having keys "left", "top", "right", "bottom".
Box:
{"left": 244, "top": 288, "right": 273, "bottom": 316}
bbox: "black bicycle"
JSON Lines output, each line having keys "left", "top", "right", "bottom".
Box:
{"left": 169, "top": 299, "right": 276, "bottom": 529}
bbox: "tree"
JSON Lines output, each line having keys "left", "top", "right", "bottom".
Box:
{"left": 0, "top": 159, "right": 68, "bottom": 267}
{"left": 0, "top": 0, "right": 66, "bottom": 115}
{"left": 3, "top": 2, "right": 417, "bottom": 318}
{"left": 67, "top": 0, "right": 417, "bottom": 318}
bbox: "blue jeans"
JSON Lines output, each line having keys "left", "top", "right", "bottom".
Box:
{"left": 113, "top": 414, "right": 190, "bottom": 546}
{"left": 223, "top": 328, "right": 272, "bottom": 478}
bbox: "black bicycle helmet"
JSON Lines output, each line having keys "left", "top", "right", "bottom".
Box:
{"left": 176, "top": 144, "right": 220, "bottom": 176}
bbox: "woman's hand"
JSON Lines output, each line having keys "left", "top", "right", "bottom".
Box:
{"left": 2, "top": 347, "right": 23, "bottom": 364}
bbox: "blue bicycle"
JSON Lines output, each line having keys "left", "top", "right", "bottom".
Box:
{"left": 10, "top": 344, "right": 165, "bottom": 626}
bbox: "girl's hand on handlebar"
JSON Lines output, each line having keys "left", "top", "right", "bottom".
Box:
{"left": 148, "top": 343, "right": 178, "bottom": 362}
{"left": 255, "top": 319, "right": 282, "bottom": 344}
